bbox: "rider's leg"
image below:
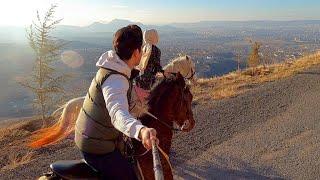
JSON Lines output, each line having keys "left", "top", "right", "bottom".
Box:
{"left": 81, "top": 150, "right": 137, "bottom": 180}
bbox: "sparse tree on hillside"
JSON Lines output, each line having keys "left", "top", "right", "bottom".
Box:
{"left": 234, "top": 44, "right": 243, "bottom": 72}
{"left": 19, "top": 5, "right": 68, "bottom": 127}
{"left": 248, "top": 41, "right": 261, "bottom": 75}
{"left": 236, "top": 52, "right": 241, "bottom": 71}
{"left": 262, "top": 45, "right": 274, "bottom": 65}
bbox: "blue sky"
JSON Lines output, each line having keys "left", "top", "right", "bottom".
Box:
{"left": 0, "top": 0, "right": 319, "bottom": 26}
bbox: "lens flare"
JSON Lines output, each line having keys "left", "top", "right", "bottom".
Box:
{"left": 61, "top": 50, "right": 84, "bottom": 68}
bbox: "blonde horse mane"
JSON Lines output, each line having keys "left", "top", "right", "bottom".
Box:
{"left": 28, "top": 55, "right": 196, "bottom": 148}
{"left": 163, "top": 55, "right": 196, "bottom": 81}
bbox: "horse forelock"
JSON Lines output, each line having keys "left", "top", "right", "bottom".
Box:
{"left": 164, "top": 55, "right": 193, "bottom": 77}
{"left": 167, "top": 56, "right": 186, "bottom": 66}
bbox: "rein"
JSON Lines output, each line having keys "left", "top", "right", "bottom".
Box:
{"left": 129, "top": 76, "right": 189, "bottom": 179}
{"left": 144, "top": 74, "right": 188, "bottom": 132}
{"left": 184, "top": 67, "right": 195, "bottom": 80}
{"left": 147, "top": 78, "right": 188, "bottom": 132}
{"left": 130, "top": 80, "right": 186, "bottom": 159}
{"left": 129, "top": 111, "right": 178, "bottom": 160}
{"left": 145, "top": 111, "right": 182, "bottom": 132}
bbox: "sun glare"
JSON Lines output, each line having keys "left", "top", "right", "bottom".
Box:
{"left": 61, "top": 50, "right": 84, "bottom": 68}
{"left": 0, "top": 0, "right": 61, "bottom": 26}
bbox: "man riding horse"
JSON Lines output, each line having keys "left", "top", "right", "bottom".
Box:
{"left": 75, "top": 25, "right": 159, "bottom": 180}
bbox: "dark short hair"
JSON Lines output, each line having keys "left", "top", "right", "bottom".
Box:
{"left": 113, "top": 25, "right": 143, "bottom": 60}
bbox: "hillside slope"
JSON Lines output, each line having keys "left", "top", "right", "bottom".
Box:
{"left": 1, "top": 62, "right": 320, "bottom": 179}
{"left": 172, "top": 65, "right": 320, "bottom": 179}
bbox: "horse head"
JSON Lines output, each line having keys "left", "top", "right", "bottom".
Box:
{"left": 148, "top": 72, "right": 195, "bottom": 132}
{"left": 163, "top": 55, "right": 197, "bottom": 85}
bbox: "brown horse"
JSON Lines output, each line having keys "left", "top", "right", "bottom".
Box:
{"left": 133, "top": 72, "right": 195, "bottom": 180}
{"left": 30, "top": 73, "right": 195, "bottom": 180}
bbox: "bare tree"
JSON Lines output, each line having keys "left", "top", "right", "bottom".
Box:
{"left": 235, "top": 44, "right": 244, "bottom": 72}
{"left": 236, "top": 52, "right": 241, "bottom": 71}
{"left": 19, "top": 5, "right": 68, "bottom": 126}
{"left": 248, "top": 41, "right": 261, "bottom": 75}
{"left": 263, "top": 45, "right": 275, "bottom": 65}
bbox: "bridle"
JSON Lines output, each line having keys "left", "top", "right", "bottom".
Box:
{"left": 147, "top": 86, "right": 186, "bottom": 132}
{"left": 146, "top": 76, "right": 190, "bottom": 132}
{"left": 171, "top": 60, "right": 195, "bottom": 80}
{"left": 182, "top": 56, "right": 195, "bottom": 80}
{"left": 130, "top": 79, "right": 191, "bottom": 159}
{"left": 184, "top": 68, "right": 195, "bottom": 80}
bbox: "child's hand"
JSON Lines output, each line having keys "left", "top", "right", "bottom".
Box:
{"left": 155, "top": 72, "right": 163, "bottom": 78}
{"left": 130, "top": 68, "right": 140, "bottom": 79}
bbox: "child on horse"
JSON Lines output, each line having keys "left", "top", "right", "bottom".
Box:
{"left": 74, "top": 25, "right": 159, "bottom": 180}
{"left": 135, "top": 29, "right": 163, "bottom": 90}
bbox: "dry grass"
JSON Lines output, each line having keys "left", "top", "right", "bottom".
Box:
{"left": 192, "top": 51, "right": 320, "bottom": 101}
{"left": 0, "top": 119, "right": 41, "bottom": 142}
{"left": 0, "top": 120, "right": 38, "bottom": 171}
{"left": 1, "top": 151, "right": 34, "bottom": 170}
{"left": 0, "top": 128, "right": 7, "bottom": 139}
{"left": 0, "top": 117, "right": 57, "bottom": 172}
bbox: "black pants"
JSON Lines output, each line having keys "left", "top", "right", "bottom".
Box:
{"left": 81, "top": 150, "right": 137, "bottom": 180}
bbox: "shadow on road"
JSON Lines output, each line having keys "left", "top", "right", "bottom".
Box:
{"left": 174, "top": 156, "right": 285, "bottom": 179}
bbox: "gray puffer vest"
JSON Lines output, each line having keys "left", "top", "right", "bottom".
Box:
{"left": 75, "top": 68, "right": 132, "bottom": 154}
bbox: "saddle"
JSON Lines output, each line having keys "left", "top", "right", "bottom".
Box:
{"left": 49, "top": 159, "right": 100, "bottom": 180}
{"left": 47, "top": 158, "right": 144, "bottom": 180}
{"left": 44, "top": 136, "right": 143, "bottom": 180}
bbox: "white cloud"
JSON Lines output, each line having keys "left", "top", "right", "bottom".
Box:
{"left": 135, "top": 10, "right": 152, "bottom": 16}
{"left": 0, "top": 0, "right": 63, "bottom": 26}
{"left": 111, "top": 5, "right": 128, "bottom": 9}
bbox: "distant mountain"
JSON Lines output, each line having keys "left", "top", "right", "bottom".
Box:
{"left": 0, "top": 19, "right": 184, "bottom": 45}
{"left": 84, "top": 19, "right": 145, "bottom": 32}
{"left": 56, "top": 19, "right": 184, "bottom": 46}
{"left": 4, "top": 19, "right": 320, "bottom": 45}
{"left": 170, "top": 20, "right": 320, "bottom": 30}
{"left": 54, "top": 19, "right": 180, "bottom": 34}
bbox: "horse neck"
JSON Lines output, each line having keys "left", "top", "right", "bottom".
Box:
{"left": 140, "top": 109, "right": 173, "bottom": 153}
{"left": 142, "top": 79, "right": 182, "bottom": 153}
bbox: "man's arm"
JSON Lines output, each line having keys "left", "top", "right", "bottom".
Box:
{"left": 102, "top": 74, "right": 145, "bottom": 140}
{"left": 102, "top": 75, "right": 158, "bottom": 149}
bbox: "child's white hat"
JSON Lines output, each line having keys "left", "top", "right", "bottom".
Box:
{"left": 143, "top": 29, "right": 159, "bottom": 45}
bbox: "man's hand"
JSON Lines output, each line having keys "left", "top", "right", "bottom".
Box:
{"left": 139, "top": 127, "right": 159, "bottom": 150}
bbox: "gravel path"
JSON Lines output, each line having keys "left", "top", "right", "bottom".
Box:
{"left": 1, "top": 66, "right": 320, "bottom": 179}
{"left": 172, "top": 65, "right": 320, "bottom": 179}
